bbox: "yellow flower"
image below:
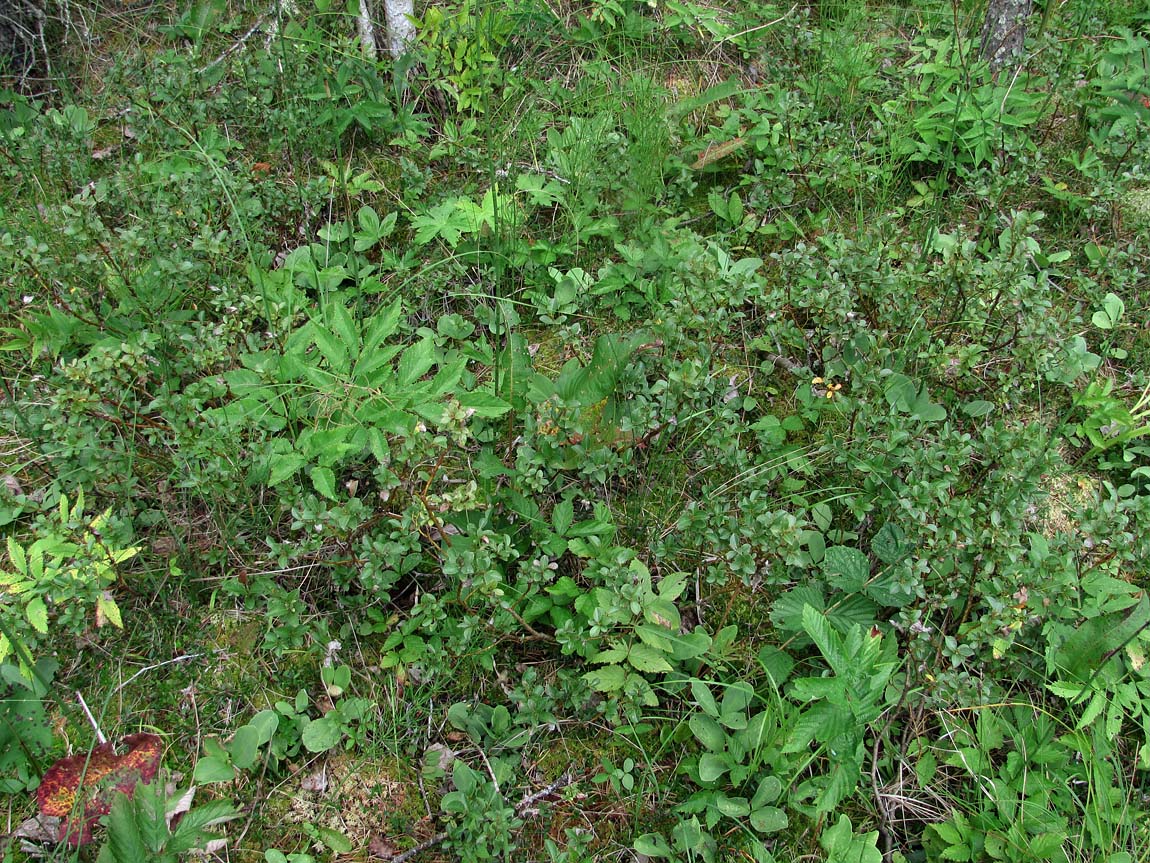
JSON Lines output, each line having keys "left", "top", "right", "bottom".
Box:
{"left": 812, "top": 377, "right": 843, "bottom": 398}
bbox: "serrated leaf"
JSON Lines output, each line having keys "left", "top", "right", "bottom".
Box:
{"left": 552, "top": 499, "right": 573, "bottom": 536}
{"left": 802, "top": 605, "right": 846, "bottom": 673}
{"left": 267, "top": 452, "right": 306, "bottom": 486}
{"left": 7, "top": 536, "right": 26, "bottom": 574}
{"left": 757, "top": 645, "right": 795, "bottom": 686}
{"left": 362, "top": 298, "right": 403, "bottom": 354}
{"left": 457, "top": 391, "right": 512, "bottom": 417}
{"left": 312, "top": 324, "right": 348, "bottom": 375}
{"left": 166, "top": 799, "right": 238, "bottom": 853}
{"left": 397, "top": 338, "right": 436, "bottom": 386}
{"left": 327, "top": 302, "right": 359, "bottom": 363}
{"left": 310, "top": 466, "right": 338, "bottom": 501}
{"left": 584, "top": 665, "right": 626, "bottom": 692}
{"left": 822, "top": 546, "right": 870, "bottom": 592}
{"left": 26, "top": 597, "right": 48, "bottom": 634}
{"left": 644, "top": 597, "right": 681, "bottom": 630}
{"left": 103, "top": 790, "right": 147, "bottom": 862}
{"left": 590, "top": 645, "right": 628, "bottom": 664}
{"left": 97, "top": 594, "right": 123, "bottom": 629}
{"left": 628, "top": 643, "right": 673, "bottom": 673}
{"left": 770, "top": 583, "right": 825, "bottom": 633}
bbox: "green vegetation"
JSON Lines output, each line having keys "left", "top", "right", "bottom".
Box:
{"left": 2, "top": 0, "right": 1150, "bottom": 860}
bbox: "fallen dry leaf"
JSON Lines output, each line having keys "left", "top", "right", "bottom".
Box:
{"left": 368, "top": 834, "right": 399, "bottom": 859}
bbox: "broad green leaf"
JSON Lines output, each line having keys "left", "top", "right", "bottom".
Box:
{"left": 301, "top": 716, "right": 343, "bottom": 753}
{"left": 635, "top": 623, "right": 673, "bottom": 653}
{"left": 590, "top": 645, "right": 628, "bottom": 664}
{"left": 820, "top": 814, "right": 881, "bottom": 863}
{"left": 751, "top": 775, "right": 783, "bottom": 808}
{"left": 884, "top": 373, "right": 916, "bottom": 412}
{"left": 911, "top": 387, "right": 947, "bottom": 422}
{"left": 715, "top": 794, "right": 749, "bottom": 817}
{"left": 770, "top": 583, "right": 825, "bottom": 633}
{"left": 660, "top": 627, "right": 712, "bottom": 661}
{"left": 802, "top": 605, "right": 846, "bottom": 674}
{"left": 361, "top": 298, "right": 403, "bottom": 355}
{"left": 313, "top": 825, "right": 353, "bottom": 853}
{"left": 689, "top": 714, "right": 726, "bottom": 751}
{"left": 698, "top": 752, "right": 729, "bottom": 783}
{"left": 326, "top": 302, "right": 358, "bottom": 360}
{"left": 228, "top": 724, "right": 262, "bottom": 770}
{"left": 192, "top": 754, "right": 235, "bottom": 783}
{"left": 749, "top": 805, "right": 788, "bottom": 833}
{"left": 871, "top": 520, "right": 908, "bottom": 565}
{"left": 1092, "top": 292, "right": 1124, "bottom": 329}
{"left": 634, "top": 833, "right": 673, "bottom": 857}
{"left": 312, "top": 324, "right": 348, "bottom": 375}
{"left": 248, "top": 710, "right": 280, "bottom": 745}
{"left": 720, "top": 681, "right": 754, "bottom": 717}
{"left": 166, "top": 799, "right": 238, "bottom": 853}
{"left": 103, "top": 789, "right": 147, "bottom": 863}
{"left": 962, "top": 399, "right": 995, "bottom": 417}
{"left": 452, "top": 760, "right": 478, "bottom": 795}
{"left": 756, "top": 646, "right": 795, "bottom": 686}
{"left": 658, "top": 570, "right": 688, "bottom": 601}
{"left": 690, "top": 679, "right": 719, "bottom": 716}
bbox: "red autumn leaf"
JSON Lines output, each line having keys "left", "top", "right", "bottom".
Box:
{"left": 36, "top": 733, "right": 163, "bottom": 846}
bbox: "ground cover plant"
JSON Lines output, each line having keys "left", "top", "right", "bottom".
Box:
{"left": 2, "top": 0, "right": 1150, "bottom": 860}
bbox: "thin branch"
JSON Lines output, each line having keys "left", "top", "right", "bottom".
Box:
{"left": 203, "top": 12, "right": 269, "bottom": 72}
{"left": 75, "top": 690, "right": 105, "bottom": 745}
{"left": 115, "top": 652, "right": 206, "bottom": 693}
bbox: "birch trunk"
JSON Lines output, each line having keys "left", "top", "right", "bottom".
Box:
{"left": 357, "top": 0, "right": 379, "bottom": 61}
{"left": 383, "top": 0, "right": 415, "bottom": 58}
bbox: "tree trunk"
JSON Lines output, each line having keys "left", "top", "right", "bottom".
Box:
{"left": 356, "top": 0, "right": 379, "bottom": 61}
{"left": 383, "top": 0, "right": 415, "bottom": 58}
{"left": 980, "top": 0, "right": 1033, "bottom": 72}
